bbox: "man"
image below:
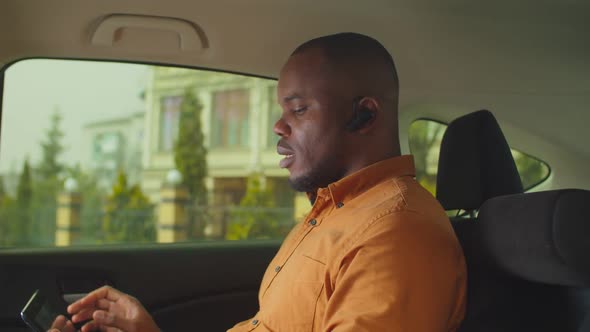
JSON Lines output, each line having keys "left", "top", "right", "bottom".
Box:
{"left": 61, "top": 32, "right": 466, "bottom": 332}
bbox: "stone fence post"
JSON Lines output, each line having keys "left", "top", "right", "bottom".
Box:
{"left": 55, "top": 178, "right": 81, "bottom": 246}
{"left": 157, "top": 170, "right": 189, "bottom": 243}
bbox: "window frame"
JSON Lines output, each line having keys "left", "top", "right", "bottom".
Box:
{"left": 0, "top": 57, "right": 293, "bottom": 249}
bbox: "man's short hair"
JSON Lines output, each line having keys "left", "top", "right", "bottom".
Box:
{"left": 291, "top": 32, "right": 398, "bottom": 85}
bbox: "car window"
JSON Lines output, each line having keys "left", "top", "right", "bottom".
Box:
{"left": 408, "top": 119, "right": 550, "bottom": 195}
{"left": 0, "top": 59, "right": 305, "bottom": 248}
{"left": 510, "top": 149, "right": 551, "bottom": 191}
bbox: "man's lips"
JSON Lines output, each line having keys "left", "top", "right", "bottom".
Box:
{"left": 277, "top": 142, "right": 295, "bottom": 169}
{"left": 277, "top": 145, "right": 293, "bottom": 156}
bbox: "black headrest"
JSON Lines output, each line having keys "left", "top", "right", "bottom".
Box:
{"left": 478, "top": 189, "right": 590, "bottom": 287}
{"left": 436, "top": 110, "right": 523, "bottom": 210}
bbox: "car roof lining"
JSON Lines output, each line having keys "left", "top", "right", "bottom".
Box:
{"left": 0, "top": 0, "right": 589, "bottom": 189}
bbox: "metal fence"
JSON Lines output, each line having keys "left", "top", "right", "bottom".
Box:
{"left": 0, "top": 204, "right": 297, "bottom": 247}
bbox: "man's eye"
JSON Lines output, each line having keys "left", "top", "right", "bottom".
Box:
{"left": 293, "top": 107, "right": 308, "bottom": 115}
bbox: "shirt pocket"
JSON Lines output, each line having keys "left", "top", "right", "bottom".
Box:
{"left": 264, "top": 253, "right": 325, "bottom": 331}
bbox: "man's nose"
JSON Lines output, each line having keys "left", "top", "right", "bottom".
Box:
{"left": 273, "top": 117, "right": 291, "bottom": 137}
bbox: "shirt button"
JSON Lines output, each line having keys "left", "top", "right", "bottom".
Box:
{"left": 309, "top": 219, "right": 317, "bottom": 226}
{"left": 252, "top": 319, "right": 259, "bottom": 325}
{"left": 275, "top": 265, "right": 281, "bottom": 272}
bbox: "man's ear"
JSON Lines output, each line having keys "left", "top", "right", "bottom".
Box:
{"left": 346, "top": 97, "right": 378, "bottom": 133}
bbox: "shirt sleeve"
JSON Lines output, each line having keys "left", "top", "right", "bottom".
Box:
{"left": 321, "top": 211, "right": 466, "bottom": 332}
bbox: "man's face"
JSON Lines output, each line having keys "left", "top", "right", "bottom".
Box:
{"left": 274, "top": 49, "right": 353, "bottom": 192}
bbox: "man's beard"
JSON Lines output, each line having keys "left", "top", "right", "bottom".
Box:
{"left": 288, "top": 162, "right": 346, "bottom": 193}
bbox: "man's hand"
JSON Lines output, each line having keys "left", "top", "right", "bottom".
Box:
{"left": 48, "top": 314, "right": 75, "bottom": 332}
{"left": 67, "top": 285, "right": 160, "bottom": 332}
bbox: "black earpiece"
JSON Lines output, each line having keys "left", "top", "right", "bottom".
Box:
{"left": 346, "top": 97, "right": 375, "bottom": 131}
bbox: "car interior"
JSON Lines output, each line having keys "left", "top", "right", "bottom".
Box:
{"left": 0, "top": 1, "right": 589, "bottom": 331}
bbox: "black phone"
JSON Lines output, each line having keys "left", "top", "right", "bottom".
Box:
{"left": 20, "top": 290, "right": 71, "bottom": 332}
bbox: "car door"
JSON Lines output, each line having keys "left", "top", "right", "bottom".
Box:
{"left": 0, "top": 242, "right": 281, "bottom": 332}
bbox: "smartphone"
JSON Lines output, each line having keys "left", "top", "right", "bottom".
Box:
{"left": 20, "top": 290, "right": 70, "bottom": 332}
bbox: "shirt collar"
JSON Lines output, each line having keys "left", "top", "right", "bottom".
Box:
{"left": 308, "top": 155, "right": 416, "bottom": 208}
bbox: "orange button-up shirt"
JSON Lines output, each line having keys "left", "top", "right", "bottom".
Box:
{"left": 229, "top": 155, "right": 466, "bottom": 332}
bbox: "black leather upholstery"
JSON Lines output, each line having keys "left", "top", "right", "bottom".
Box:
{"left": 436, "top": 110, "right": 523, "bottom": 211}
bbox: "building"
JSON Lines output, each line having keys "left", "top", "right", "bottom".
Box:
{"left": 140, "top": 67, "right": 306, "bottom": 218}
{"left": 82, "top": 112, "right": 144, "bottom": 190}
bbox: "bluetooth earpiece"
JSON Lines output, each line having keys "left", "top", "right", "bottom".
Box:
{"left": 345, "top": 96, "right": 375, "bottom": 131}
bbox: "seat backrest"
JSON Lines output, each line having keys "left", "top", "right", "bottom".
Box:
{"left": 459, "top": 189, "right": 590, "bottom": 332}
{"left": 436, "top": 109, "right": 523, "bottom": 212}
{"left": 432, "top": 110, "right": 589, "bottom": 330}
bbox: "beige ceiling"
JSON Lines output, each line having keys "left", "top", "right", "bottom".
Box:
{"left": 0, "top": 0, "right": 589, "bottom": 187}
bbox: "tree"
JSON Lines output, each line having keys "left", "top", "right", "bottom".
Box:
{"left": 174, "top": 87, "right": 208, "bottom": 205}
{"left": 38, "top": 109, "right": 65, "bottom": 179}
{"left": 173, "top": 87, "right": 208, "bottom": 238}
{"left": 512, "top": 150, "right": 549, "bottom": 189}
{"left": 0, "top": 176, "right": 16, "bottom": 246}
{"left": 408, "top": 120, "right": 445, "bottom": 194}
{"left": 102, "top": 170, "right": 154, "bottom": 243}
{"left": 226, "top": 174, "right": 289, "bottom": 240}
{"left": 32, "top": 109, "right": 66, "bottom": 245}
{"left": 16, "top": 160, "right": 33, "bottom": 209}
{"left": 11, "top": 159, "right": 33, "bottom": 245}
{"left": 65, "top": 164, "right": 106, "bottom": 244}
{"left": 0, "top": 176, "right": 5, "bottom": 199}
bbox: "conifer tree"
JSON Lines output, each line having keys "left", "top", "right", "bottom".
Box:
{"left": 103, "top": 170, "right": 154, "bottom": 243}
{"left": 38, "top": 109, "right": 65, "bottom": 179}
{"left": 0, "top": 176, "right": 5, "bottom": 199}
{"left": 0, "top": 176, "right": 15, "bottom": 246}
{"left": 173, "top": 87, "right": 208, "bottom": 206}
{"left": 226, "top": 173, "right": 287, "bottom": 240}
{"left": 13, "top": 159, "right": 33, "bottom": 245}
{"left": 32, "top": 109, "right": 66, "bottom": 244}
{"left": 173, "top": 88, "right": 209, "bottom": 239}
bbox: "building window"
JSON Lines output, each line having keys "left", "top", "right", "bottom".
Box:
{"left": 211, "top": 89, "right": 249, "bottom": 148}
{"left": 159, "top": 95, "right": 183, "bottom": 152}
{"left": 92, "top": 132, "right": 125, "bottom": 188}
{"left": 213, "top": 177, "right": 248, "bottom": 206}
